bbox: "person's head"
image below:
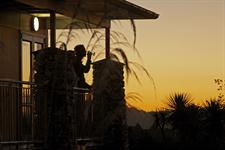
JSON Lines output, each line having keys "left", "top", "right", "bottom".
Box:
{"left": 74, "top": 44, "right": 86, "bottom": 59}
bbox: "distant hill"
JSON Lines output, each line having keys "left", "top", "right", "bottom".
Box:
{"left": 126, "top": 107, "right": 155, "bottom": 129}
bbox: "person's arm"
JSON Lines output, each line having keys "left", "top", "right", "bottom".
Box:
{"left": 83, "top": 82, "right": 92, "bottom": 89}
{"left": 83, "top": 51, "right": 92, "bottom": 73}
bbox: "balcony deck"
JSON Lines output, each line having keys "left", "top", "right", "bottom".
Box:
{"left": 0, "top": 79, "right": 95, "bottom": 150}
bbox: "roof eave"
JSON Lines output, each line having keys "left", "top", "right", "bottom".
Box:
{"left": 109, "top": 0, "right": 159, "bottom": 20}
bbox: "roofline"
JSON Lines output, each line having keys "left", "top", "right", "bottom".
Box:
{"left": 110, "top": 0, "right": 159, "bottom": 19}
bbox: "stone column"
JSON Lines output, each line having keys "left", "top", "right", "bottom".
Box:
{"left": 92, "top": 59, "right": 128, "bottom": 150}
{"left": 33, "top": 48, "right": 75, "bottom": 150}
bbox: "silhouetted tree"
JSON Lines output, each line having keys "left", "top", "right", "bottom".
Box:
{"left": 203, "top": 99, "right": 225, "bottom": 148}
{"left": 166, "top": 93, "right": 202, "bottom": 147}
{"left": 152, "top": 110, "right": 168, "bottom": 143}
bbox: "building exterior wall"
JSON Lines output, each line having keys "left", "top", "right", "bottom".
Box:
{"left": 0, "top": 10, "right": 48, "bottom": 145}
{"left": 0, "top": 25, "right": 20, "bottom": 80}
{"left": 0, "top": 10, "right": 47, "bottom": 81}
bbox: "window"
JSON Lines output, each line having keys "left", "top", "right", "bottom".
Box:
{"left": 34, "top": 42, "right": 43, "bottom": 51}
{"left": 22, "top": 41, "right": 31, "bottom": 82}
{"left": 21, "top": 33, "right": 45, "bottom": 82}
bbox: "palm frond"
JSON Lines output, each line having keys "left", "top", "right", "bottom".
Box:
{"left": 130, "top": 69, "right": 142, "bottom": 85}
{"left": 59, "top": 42, "right": 67, "bottom": 51}
{"left": 57, "top": 31, "right": 70, "bottom": 42}
{"left": 91, "top": 35, "right": 105, "bottom": 50}
{"left": 57, "top": 29, "right": 80, "bottom": 46}
{"left": 125, "top": 92, "right": 143, "bottom": 102}
{"left": 203, "top": 98, "right": 225, "bottom": 113}
{"left": 110, "top": 33, "right": 121, "bottom": 44}
{"left": 130, "top": 18, "right": 137, "bottom": 47}
{"left": 111, "top": 31, "right": 129, "bottom": 43}
{"left": 129, "top": 61, "right": 156, "bottom": 95}
{"left": 111, "top": 20, "right": 122, "bottom": 27}
{"left": 86, "top": 30, "right": 104, "bottom": 51}
{"left": 111, "top": 41, "right": 141, "bottom": 60}
{"left": 111, "top": 48, "right": 131, "bottom": 81}
{"left": 167, "top": 93, "right": 193, "bottom": 111}
{"left": 65, "top": 7, "right": 80, "bottom": 45}
{"left": 109, "top": 53, "right": 120, "bottom": 62}
{"left": 56, "top": 41, "right": 65, "bottom": 47}
{"left": 89, "top": 44, "right": 104, "bottom": 52}
{"left": 93, "top": 51, "right": 104, "bottom": 61}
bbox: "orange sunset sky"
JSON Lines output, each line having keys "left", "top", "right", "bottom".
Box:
{"left": 57, "top": 0, "right": 225, "bottom": 111}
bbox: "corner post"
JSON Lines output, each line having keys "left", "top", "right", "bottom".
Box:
{"left": 105, "top": 22, "right": 111, "bottom": 59}
{"left": 50, "top": 11, "right": 56, "bottom": 48}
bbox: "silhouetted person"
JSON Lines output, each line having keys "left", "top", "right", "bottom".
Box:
{"left": 73, "top": 44, "right": 92, "bottom": 138}
{"left": 73, "top": 44, "right": 92, "bottom": 89}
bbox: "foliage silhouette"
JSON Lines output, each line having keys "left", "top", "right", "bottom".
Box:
{"left": 203, "top": 99, "right": 225, "bottom": 141}
{"left": 150, "top": 91, "right": 225, "bottom": 150}
{"left": 214, "top": 78, "right": 225, "bottom": 100}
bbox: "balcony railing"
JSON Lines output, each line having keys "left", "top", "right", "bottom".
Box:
{"left": 0, "top": 79, "right": 93, "bottom": 150}
{"left": 0, "top": 79, "right": 41, "bottom": 149}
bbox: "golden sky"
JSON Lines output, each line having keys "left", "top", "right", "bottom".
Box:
{"left": 57, "top": 0, "right": 225, "bottom": 111}
{"left": 123, "top": 0, "right": 225, "bottom": 111}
